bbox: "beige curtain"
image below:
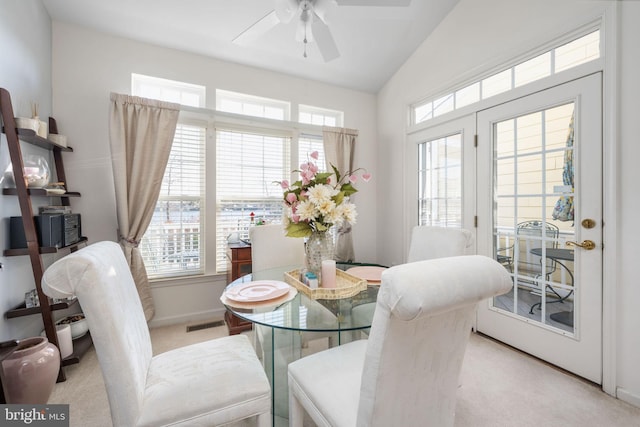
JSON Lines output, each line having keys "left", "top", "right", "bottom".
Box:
{"left": 109, "top": 93, "right": 180, "bottom": 321}
{"left": 323, "top": 126, "right": 357, "bottom": 262}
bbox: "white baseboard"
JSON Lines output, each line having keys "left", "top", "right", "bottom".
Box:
{"left": 617, "top": 387, "right": 640, "bottom": 408}
{"left": 148, "top": 308, "right": 227, "bottom": 329}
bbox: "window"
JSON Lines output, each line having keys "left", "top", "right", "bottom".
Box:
{"left": 131, "top": 74, "right": 205, "bottom": 108}
{"left": 133, "top": 76, "right": 207, "bottom": 278}
{"left": 299, "top": 105, "right": 343, "bottom": 127}
{"left": 298, "top": 134, "right": 326, "bottom": 171}
{"left": 411, "top": 29, "right": 600, "bottom": 125}
{"left": 135, "top": 77, "right": 342, "bottom": 278}
{"left": 216, "top": 90, "right": 290, "bottom": 120}
{"left": 418, "top": 133, "right": 462, "bottom": 227}
{"left": 140, "top": 123, "right": 206, "bottom": 278}
{"left": 215, "top": 128, "right": 291, "bottom": 272}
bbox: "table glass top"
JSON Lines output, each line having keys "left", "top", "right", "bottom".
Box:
{"left": 529, "top": 247, "right": 575, "bottom": 261}
{"left": 224, "top": 265, "right": 379, "bottom": 332}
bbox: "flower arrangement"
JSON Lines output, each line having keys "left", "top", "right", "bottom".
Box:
{"left": 279, "top": 151, "right": 371, "bottom": 238}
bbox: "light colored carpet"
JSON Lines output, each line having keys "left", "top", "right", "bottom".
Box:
{"left": 48, "top": 320, "right": 640, "bottom": 427}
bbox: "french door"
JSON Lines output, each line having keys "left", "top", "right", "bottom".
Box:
{"left": 475, "top": 74, "right": 603, "bottom": 383}
{"left": 407, "top": 114, "right": 476, "bottom": 250}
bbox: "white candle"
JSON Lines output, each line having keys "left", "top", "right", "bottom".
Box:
{"left": 321, "top": 260, "right": 336, "bottom": 288}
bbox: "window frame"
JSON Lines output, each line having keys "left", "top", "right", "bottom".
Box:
{"left": 410, "top": 26, "right": 601, "bottom": 127}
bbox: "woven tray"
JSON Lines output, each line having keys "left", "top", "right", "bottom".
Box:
{"left": 284, "top": 269, "right": 368, "bottom": 300}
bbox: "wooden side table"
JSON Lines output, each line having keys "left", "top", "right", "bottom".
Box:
{"left": 225, "top": 242, "right": 253, "bottom": 335}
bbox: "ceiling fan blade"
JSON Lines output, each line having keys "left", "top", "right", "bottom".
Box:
{"left": 335, "top": 0, "right": 412, "bottom": 6}
{"left": 233, "top": 10, "right": 280, "bottom": 46}
{"left": 275, "top": 0, "right": 299, "bottom": 23}
{"left": 313, "top": 0, "right": 338, "bottom": 24}
{"left": 312, "top": 20, "right": 340, "bottom": 62}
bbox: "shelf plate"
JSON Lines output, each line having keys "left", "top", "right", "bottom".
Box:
{"left": 5, "top": 298, "right": 80, "bottom": 319}
{"left": 3, "top": 237, "right": 88, "bottom": 257}
{"left": 2, "top": 188, "right": 80, "bottom": 197}
{"left": 1, "top": 127, "right": 73, "bottom": 152}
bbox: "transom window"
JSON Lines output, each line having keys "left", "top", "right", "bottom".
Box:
{"left": 412, "top": 30, "right": 600, "bottom": 124}
{"left": 132, "top": 73, "right": 205, "bottom": 108}
{"left": 216, "top": 89, "right": 290, "bottom": 121}
{"left": 299, "top": 104, "right": 343, "bottom": 127}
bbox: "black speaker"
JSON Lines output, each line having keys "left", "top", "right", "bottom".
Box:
{"left": 9, "top": 214, "right": 81, "bottom": 249}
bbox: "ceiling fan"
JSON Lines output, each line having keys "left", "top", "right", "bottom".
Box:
{"left": 233, "top": 0, "right": 412, "bottom": 62}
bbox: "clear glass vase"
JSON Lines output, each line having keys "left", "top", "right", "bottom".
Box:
{"left": 305, "top": 231, "right": 335, "bottom": 284}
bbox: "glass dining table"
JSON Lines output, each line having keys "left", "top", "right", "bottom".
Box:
{"left": 222, "top": 264, "right": 380, "bottom": 426}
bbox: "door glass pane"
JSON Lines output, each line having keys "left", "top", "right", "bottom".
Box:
{"left": 418, "top": 134, "right": 462, "bottom": 227}
{"left": 493, "top": 103, "right": 575, "bottom": 334}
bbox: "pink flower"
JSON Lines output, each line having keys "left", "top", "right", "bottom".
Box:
{"left": 292, "top": 214, "right": 300, "bottom": 223}
{"left": 301, "top": 169, "right": 315, "bottom": 185}
{"left": 280, "top": 180, "right": 289, "bottom": 189}
{"left": 362, "top": 173, "right": 372, "bottom": 182}
{"left": 349, "top": 174, "right": 358, "bottom": 184}
{"left": 300, "top": 161, "right": 318, "bottom": 176}
{"left": 310, "top": 151, "right": 319, "bottom": 160}
{"left": 286, "top": 193, "right": 297, "bottom": 204}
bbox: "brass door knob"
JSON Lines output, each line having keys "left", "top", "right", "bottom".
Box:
{"left": 566, "top": 240, "right": 596, "bottom": 250}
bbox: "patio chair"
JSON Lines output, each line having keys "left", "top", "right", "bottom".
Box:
{"left": 510, "top": 220, "right": 561, "bottom": 313}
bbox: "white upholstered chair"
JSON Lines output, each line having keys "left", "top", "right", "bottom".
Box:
{"left": 407, "top": 225, "right": 474, "bottom": 262}
{"left": 249, "top": 224, "right": 305, "bottom": 273}
{"left": 41, "top": 241, "right": 271, "bottom": 427}
{"left": 352, "top": 226, "right": 474, "bottom": 332}
{"left": 288, "top": 255, "right": 512, "bottom": 427}
{"left": 249, "top": 224, "right": 306, "bottom": 364}
{"left": 248, "top": 224, "right": 335, "bottom": 417}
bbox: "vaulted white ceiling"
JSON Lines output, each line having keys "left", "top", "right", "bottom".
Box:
{"left": 41, "top": 0, "right": 458, "bottom": 93}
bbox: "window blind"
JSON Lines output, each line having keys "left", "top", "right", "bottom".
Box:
{"left": 141, "top": 123, "right": 206, "bottom": 277}
{"left": 298, "top": 134, "right": 326, "bottom": 171}
{"left": 215, "top": 128, "right": 291, "bottom": 272}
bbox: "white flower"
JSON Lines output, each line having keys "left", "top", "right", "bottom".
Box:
{"left": 340, "top": 202, "right": 358, "bottom": 225}
{"left": 296, "top": 200, "right": 318, "bottom": 222}
{"left": 324, "top": 207, "right": 343, "bottom": 225}
{"left": 307, "top": 184, "right": 337, "bottom": 205}
{"left": 315, "top": 199, "right": 337, "bottom": 217}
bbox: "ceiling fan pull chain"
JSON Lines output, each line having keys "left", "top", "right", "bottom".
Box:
{"left": 303, "top": 28, "right": 308, "bottom": 58}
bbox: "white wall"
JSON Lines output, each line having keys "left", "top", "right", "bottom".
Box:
{"left": 50, "top": 22, "right": 378, "bottom": 327}
{"left": 0, "top": 0, "right": 57, "bottom": 341}
{"left": 616, "top": 0, "right": 640, "bottom": 409}
{"left": 377, "top": 0, "right": 639, "bottom": 407}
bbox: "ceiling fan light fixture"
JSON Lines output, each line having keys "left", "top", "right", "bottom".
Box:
{"left": 275, "top": 0, "right": 299, "bottom": 23}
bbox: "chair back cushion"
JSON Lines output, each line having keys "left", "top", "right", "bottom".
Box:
{"left": 407, "top": 226, "right": 473, "bottom": 263}
{"left": 249, "top": 224, "right": 305, "bottom": 272}
{"left": 357, "top": 255, "right": 512, "bottom": 427}
{"left": 42, "top": 241, "right": 152, "bottom": 426}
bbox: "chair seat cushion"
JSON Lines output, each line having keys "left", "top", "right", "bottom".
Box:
{"left": 137, "top": 335, "right": 270, "bottom": 427}
{"left": 288, "top": 340, "right": 367, "bottom": 427}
